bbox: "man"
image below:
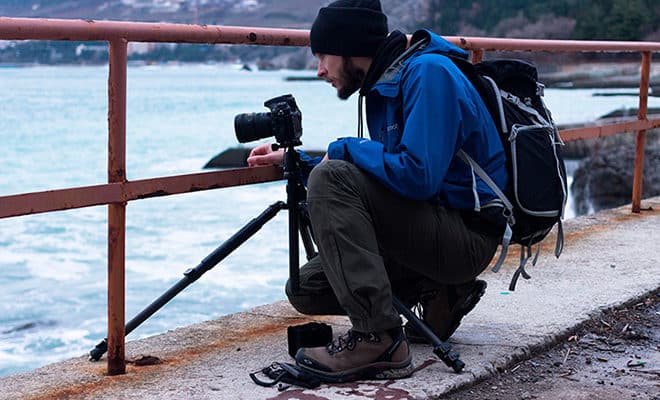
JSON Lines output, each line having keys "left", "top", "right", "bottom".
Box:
{"left": 247, "top": 0, "right": 507, "bottom": 381}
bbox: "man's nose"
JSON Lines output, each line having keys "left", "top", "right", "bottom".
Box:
{"left": 316, "top": 63, "right": 326, "bottom": 78}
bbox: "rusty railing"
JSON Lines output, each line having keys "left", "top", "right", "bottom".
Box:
{"left": 1, "top": 17, "right": 659, "bottom": 375}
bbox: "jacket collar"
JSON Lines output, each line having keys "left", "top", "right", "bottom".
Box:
{"left": 359, "top": 30, "right": 408, "bottom": 96}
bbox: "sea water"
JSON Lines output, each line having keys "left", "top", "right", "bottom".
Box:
{"left": 1, "top": 64, "right": 658, "bottom": 377}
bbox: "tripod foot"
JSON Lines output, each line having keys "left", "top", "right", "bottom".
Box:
{"left": 89, "top": 338, "right": 108, "bottom": 361}
{"left": 434, "top": 346, "right": 465, "bottom": 372}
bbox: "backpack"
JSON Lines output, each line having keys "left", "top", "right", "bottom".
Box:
{"left": 450, "top": 56, "right": 568, "bottom": 290}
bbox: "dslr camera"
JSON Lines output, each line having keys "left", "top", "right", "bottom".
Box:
{"left": 234, "top": 94, "right": 302, "bottom": 146}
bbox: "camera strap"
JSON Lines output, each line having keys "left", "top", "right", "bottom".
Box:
{"left": 250, "top": 362, "right": 322, "bottom": 391}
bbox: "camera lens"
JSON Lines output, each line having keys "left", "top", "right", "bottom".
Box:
{"left": 234, "top": 112, "right": 272, "bottom": 143}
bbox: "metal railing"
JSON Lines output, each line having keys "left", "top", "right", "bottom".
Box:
{"left": 1, "top": 16, "right": 659, "bottom": 375}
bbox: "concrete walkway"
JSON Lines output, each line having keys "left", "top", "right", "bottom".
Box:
{"left": 2, "top": 197, "right": 660, "bottom": 400}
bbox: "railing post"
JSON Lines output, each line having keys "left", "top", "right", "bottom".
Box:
{"left": 471, "top": 49, "right": 484, "bottom": 64}
{"left": 632, "top": 51, "right": 651, "bottom": 213}
{"left": 107, "top": 37, "right": 128, "bottom": 375}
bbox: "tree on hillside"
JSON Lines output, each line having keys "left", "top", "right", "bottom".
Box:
{"left": 422, "top": 0, "right": 659, "bottom": 41}
{"left": 491, "top": 12, "right": 576, "bottom": 39}
{"left": 572, "top": 0, "right": 653, "bottom": 40}
{"left": 608, "top": 0, "right": 651, "bottom": 40}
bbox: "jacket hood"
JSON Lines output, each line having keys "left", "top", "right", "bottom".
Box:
{"left": 411, "top": 29, "right": 468, "bottom": 60}
{"left": 370, "top": 29, "right": 469, "bottom": 96}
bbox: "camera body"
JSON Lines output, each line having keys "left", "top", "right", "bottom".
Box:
{"left": 234, "top": 94, "right": 303, "bottom": 146}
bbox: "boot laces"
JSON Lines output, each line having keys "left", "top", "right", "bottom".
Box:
{"left": 411, "top": 289, "right": 442, "bottom": 320}
{"left": 326, "top": 330, "right": 381, "bottom": 355}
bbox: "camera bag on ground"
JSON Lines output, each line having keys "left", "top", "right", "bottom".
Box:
{"left": 287, "top": 322, "right": 333, "bottom": 358}
{"left": 408, "top": 31, "right": 568, "bottom": 290}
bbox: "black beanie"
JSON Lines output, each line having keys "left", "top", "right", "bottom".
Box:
{"left": 310, "top": 0, "right": 389, "bottom": 57}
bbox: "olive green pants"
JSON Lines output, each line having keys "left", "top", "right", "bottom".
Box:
{"left": 286, "top": 160, "right": 499, "bottom": 333}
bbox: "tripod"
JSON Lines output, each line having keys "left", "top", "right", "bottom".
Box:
{"left": 89, "top": 142, "right": 464, "bottom": 373}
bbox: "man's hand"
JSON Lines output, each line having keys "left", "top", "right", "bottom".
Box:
{"left": 247, "top": 143, "right": 285, "bottom": 167}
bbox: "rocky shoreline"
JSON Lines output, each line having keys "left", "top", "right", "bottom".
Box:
{"left": 570, "top": 131, "right": 660, "bottom": 215}
{"left": 540, "top": 61, "right": 660, "bottom": 90}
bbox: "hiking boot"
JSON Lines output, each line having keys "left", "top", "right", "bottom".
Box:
{"left": 405, "top": 279, "right": 487, "bottom": 343}
{"left": 294, "top": 326, "right": 413, "bottom": 382}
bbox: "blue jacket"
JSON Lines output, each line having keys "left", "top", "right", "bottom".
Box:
{"left": 313, "top": 29, "right": 508, "bottom": 211}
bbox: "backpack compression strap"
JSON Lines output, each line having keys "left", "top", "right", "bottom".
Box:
{"left": 458, "top": 150, "right": 564, "bottom": 291}
{"left": 457, "top": 150, "right": 513, "bottom": 274}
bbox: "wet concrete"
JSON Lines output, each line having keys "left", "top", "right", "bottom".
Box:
{"left": 439, "top": 290, "right": 659, "bottom": 400}
{"left": 1, "top": 197, "right": 659, "bottom": 399}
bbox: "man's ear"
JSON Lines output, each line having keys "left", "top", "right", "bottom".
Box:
{"left": 352, "top": 56, "right": 373, "bottom": 74}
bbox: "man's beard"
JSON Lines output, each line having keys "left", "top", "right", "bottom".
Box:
{"left": 337, "top": 57, "right": 365, "bottom": 100}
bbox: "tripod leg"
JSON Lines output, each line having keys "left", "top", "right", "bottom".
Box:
{"left": 89, "top": 200, "right": 287, "bottom": 361}
{"left": 297, "top": 201, "right": 317, "bottom": 261}
{"left": 392, "top": 296, "right": 465, "bottom": 373}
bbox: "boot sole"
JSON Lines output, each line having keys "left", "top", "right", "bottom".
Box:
{"left": 296, "top": 355, "right": 414, "bottom": 383}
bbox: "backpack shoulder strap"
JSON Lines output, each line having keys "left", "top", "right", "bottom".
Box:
{"left": 442, "top": 55, "right": 507, "bottom": 136}
{"left": 376, "top": 34, "right": 429, "bottom": 84}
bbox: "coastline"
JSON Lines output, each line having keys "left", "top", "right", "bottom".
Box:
{"left": 2, "top": 60, "right": 659, "bottom": 91}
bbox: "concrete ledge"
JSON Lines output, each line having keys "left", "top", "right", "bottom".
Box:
{"left": 2, "top": 197, "right": 660, "bottom": 399}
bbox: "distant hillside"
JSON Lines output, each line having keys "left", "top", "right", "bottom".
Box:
{"left": 0, "top": 0, "right": 421, "bottom": 30}
{"left": 0, "top": 0, "right": 332, "bottom": 28}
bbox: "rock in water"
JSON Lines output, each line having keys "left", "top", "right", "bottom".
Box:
{"left": 571, "top": 142, "right": 660, "bottom": 215}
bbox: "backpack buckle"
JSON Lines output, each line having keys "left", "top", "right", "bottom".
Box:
{"left": 502, "top": 206, "right": 515, "bottom": 226}
{"left": 536, "top": 82, "right": 545, "bottom": 97}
